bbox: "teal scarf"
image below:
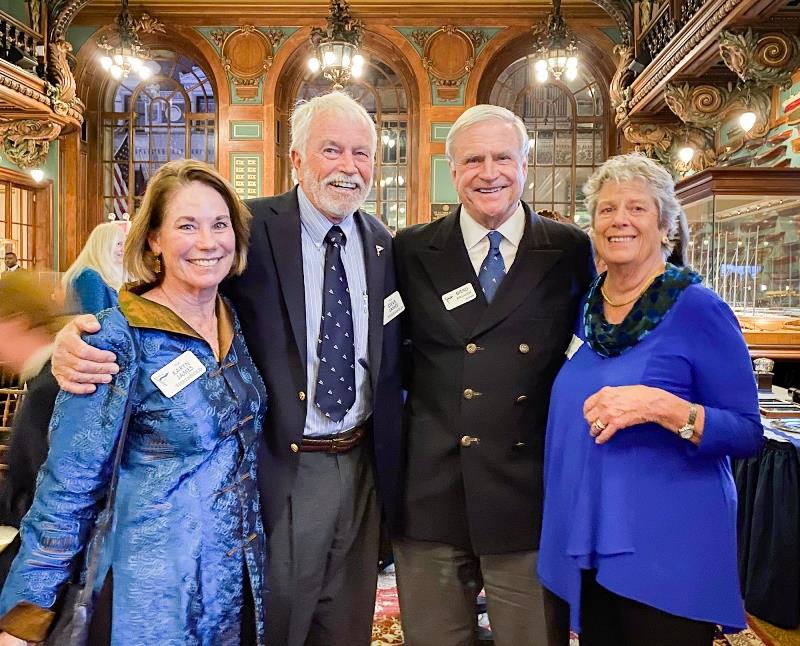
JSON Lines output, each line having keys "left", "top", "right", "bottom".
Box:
{"left": 583, "top": 263, "right": 702, "bottom": 358}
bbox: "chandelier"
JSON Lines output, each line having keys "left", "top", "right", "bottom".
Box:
{"left": 532, "top": 0, "right": 578, "bottom": 83}
{"left": 307, "top": 0, "right": 365, "bottom": 90}
{"left": 97, "top": 0, "right": 151, "bottom": 81}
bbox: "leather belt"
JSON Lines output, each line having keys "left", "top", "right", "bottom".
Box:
{"left": 300, "top": 419, "right": 370, "bottom": 454}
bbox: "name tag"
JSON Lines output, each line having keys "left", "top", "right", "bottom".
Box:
{"left": 565, "top": 334, "right": 584, "bottom": 360}
{"left": 441, "top": 283, "right": 477, "bottom": 311}
{"left": 151, "top": 351, "right": 206, "bottom": 398}
{"left": 383, "top": 291, "right": 405, "bottom": 325}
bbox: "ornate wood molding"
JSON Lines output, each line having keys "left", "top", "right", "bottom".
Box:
{"left": 664, "top": 81, "right": 770, "bottom": 137}
{"left": 413, "top": 25, "right": 483, "bottom": 102}
{"left": 0, "top": 119, "right": 61, "bottom": 169}
{"left": 621, "top": 121, "right": 717, "bottom": 175}
{"left": 719, "top": 28, "right": 800, "bottom": 88}
{"left": 49, "top": 0, "right": 90, "bottom": 42}
{"left": 628, "top": 0, "right": 744, "bottom": 114}
{"left": 610, "top": 43, "right": 635, "bottom": 124}
{"left": 211, "top": 25, "right": 285, "bottom": 101}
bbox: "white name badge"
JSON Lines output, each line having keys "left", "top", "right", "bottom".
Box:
{"left": 441, "top": 283, "right": 477, "bottom": 311}
{"left": 151, "top": 351, "right": 206, "bottom": 398}
{"left": 383, "top": 291, "right": 405, "bottom": 325}
{"left": 565, "top": 334, "right": 584, "bottom": 360}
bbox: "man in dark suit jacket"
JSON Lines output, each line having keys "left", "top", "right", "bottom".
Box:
{"left": 393, "top": 105, "right": 594, "bottom": 646}
{"left": 50, "top": 92, "right": 403, "bottom": 646}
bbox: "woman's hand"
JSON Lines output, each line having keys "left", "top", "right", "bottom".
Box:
{"left": 0, "top": 632, "right": 34, "bottom": 645}
{"left": 583, "top": 385, "right": 663, "bottom": 444}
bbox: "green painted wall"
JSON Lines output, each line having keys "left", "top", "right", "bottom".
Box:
{"left": 0, "top": 0, "right": 29, "bottom": 23}
{"left": 67, "top": 26, "right": 102, "bottom": 54}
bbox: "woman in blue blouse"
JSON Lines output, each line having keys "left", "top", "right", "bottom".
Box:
{"left": 62, "top": 221, "right": 125, "bottom": 314}
{"left": 538, "top": 154, "right": 763, "bottom": 646}
{"left": 0, "top": 160, "right": 267, "bottom": 645}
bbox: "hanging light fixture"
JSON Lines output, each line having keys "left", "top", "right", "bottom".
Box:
{"left": 97, "top": 0, "right": 151, "bottom": 81}
{"left": 532, "top": 0, "right": 579, "bottom": 83}
{"left": 307, "top": 0, "right": 365, "bottom": 90}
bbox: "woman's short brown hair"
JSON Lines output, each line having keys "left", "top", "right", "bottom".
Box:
{"left": 125, "top": 159, "right": 252, "bottom": 284}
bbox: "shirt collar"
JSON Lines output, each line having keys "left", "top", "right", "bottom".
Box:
{"left": 460, "top": 202, "right": 526, "bottom": 251}
{"left": 297, "top": 186, "right": 356, "bottom": 249}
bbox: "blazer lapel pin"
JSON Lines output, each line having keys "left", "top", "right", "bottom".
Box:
{"left": 376, "top": 245, "right": 384, "bottom": 257}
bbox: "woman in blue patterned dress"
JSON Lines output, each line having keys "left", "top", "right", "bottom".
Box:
{"left": 0, "top": 160, "right": 267, "bottom": 646}
{"left": 62, "top": 221, "right": 126, "bottom": 315}
{"left": 538, "top": 154, "right": 763, "bottom": 646}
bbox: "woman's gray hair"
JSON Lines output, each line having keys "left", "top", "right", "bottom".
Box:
{"left": 583, "top": 153, "right": 688, "bottom": 263}
{"left": 289, "top": 91, "right": 377, "bottom": 183}
{"left": 445, "top": 104, "right": 530, "bottom": 162}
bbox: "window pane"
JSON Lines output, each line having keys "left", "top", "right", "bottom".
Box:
{"left": 103, "top": 50, "right": 216, "bottom": 211}
{"left": 489, "top": 53, "right": 606, "bottom": 221}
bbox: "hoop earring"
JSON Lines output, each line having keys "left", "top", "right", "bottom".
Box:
{"left": 661, "top": 235, "right": 670, "bottom": 246}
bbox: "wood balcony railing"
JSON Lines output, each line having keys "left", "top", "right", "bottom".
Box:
{"left": 0, "top": 11, "right": 43, "bottom": 72}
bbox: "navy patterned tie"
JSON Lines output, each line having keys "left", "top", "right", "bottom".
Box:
{"left": 314, "top": 226, "right": 356, "bottom": 422}
{"left": 479, "top": 230, "right": 506, "bottom": 303}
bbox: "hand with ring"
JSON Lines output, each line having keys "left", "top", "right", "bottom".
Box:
{"left": 583, "top": 385, "right": 662, "bottom": 444}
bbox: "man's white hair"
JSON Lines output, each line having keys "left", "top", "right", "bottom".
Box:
{"left": 445, "top": 104, "right": 530, "bottom": 162}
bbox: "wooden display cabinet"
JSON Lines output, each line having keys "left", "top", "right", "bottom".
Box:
{"left": 676, "top": 167, "right": 800, "bottom": 359}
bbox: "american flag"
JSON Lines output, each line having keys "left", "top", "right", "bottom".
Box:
{"left": 111, "top": 134, "right": 130, "bottom": 217}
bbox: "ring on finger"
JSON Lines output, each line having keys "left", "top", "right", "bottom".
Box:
{"left": 591, "top": 419, "right": 607, "bottom": 432}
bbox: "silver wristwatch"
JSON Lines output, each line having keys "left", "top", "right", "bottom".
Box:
{"left": 678, "top": 403, "right": 697, "bottom": 440}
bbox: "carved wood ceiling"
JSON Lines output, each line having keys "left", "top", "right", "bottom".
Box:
{"left": 71, "top": 0, "right": 614, "bottom": 23}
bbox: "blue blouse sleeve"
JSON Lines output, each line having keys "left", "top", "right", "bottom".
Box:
{"left": 0, "top": 309, "right": 137, "bottom": 640}
{"left": 684, "top": 287, "right": 763, "bottom": 459}
{"left": 70, "top": 269, "right": 116, "bottom": 315}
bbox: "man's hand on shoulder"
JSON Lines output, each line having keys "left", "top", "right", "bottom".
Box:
{"left": 51, "top": 314, "right": 119, "bottom": 394}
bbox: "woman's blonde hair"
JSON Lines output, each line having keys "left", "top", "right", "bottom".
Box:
{"left": 125, "top": 160, "right": 252, "bottom": 284}
{"left": 61, "top": 221, "right": 125, "bottom": 291}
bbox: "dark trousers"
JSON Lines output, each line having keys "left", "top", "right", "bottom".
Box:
{"left": 265, "top": 444, "right": 380, "bottom": 646}
{"left": 550, "top": 570, "right": 715, "bottom": 646}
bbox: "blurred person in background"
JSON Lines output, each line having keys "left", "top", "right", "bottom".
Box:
{"left": 1, "top": 253, "right": 22, "bottom": 275}
{"left": 0, "top": 272, "right": 65, "bottom": 590}
{"left": 62, "top": 221, "right": 125, "bottom": 314}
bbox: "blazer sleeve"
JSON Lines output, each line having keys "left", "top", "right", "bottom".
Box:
{"left": 0, "top": 311, "right": 137, "bottom": 641}
{"left": 685, "top": 289, "right": 764, "bottom": 459}
{"left": 70, "top": 269, "right": 114, "bottom": 315}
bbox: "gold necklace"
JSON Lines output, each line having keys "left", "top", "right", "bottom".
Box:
{"left": 601, "top": 267, "right": 665, "bottom": 308}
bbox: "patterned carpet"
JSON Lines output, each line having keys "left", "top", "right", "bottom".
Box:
{"left": 371, "top": 571, "right": 774, "bottom": 646}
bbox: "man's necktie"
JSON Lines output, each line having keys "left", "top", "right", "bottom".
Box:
{"left": 314, "top": 226, "right": 356, "bottom": 422}
{"left": 479, "top": 230, "right": 506, "bottom": 303}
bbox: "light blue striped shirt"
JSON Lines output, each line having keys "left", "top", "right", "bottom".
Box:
{"left": 298, "top": 186, "right": 372, "bottom": 436}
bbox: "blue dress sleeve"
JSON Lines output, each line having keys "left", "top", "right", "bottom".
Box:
{"left": 0, "top": 309, "right": 137, "bottom": 640}
{"left": 70, "top": 269, "right": 116, "bottom": 315}
{"left": 684, "top": 288, "right": 763, "bottom": 459}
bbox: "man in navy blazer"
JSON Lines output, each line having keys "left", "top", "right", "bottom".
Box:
{"left": 51, "top": 92, "right": 403, "bottom": 646}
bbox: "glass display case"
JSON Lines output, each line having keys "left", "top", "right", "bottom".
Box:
{"left": 676, "top": 168, "right": 800, "bottom": 358}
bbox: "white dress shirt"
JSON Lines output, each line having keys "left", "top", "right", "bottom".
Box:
{"left": 459, "top": 203, "right": 526, "bottom": 276}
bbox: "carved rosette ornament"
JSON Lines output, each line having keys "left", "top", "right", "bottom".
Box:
{"left": 719, "top": 29, "right": 800, "bottom": 88}
{"left": 416, "top": 26, "right": 483, "bottom": 102}
{"left": 0, "top": 120, "right": 62, "bottom": 169}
